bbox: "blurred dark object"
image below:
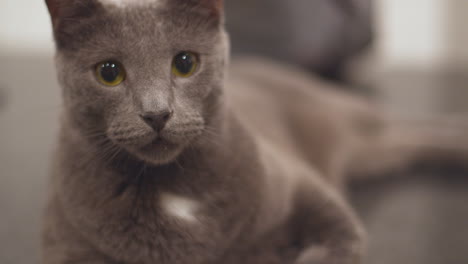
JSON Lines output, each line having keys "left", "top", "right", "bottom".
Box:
{"left": 225, "top": 0, "right": 373, "bottom": 81}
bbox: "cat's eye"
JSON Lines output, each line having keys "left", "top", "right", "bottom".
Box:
{"left": 95, "top": 61, "right": 126, "bottom": 86}
{"left": 172, "top": 52, "right": 199, "bottom": 78}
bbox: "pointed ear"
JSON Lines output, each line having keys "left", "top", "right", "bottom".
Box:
{"left": 45, "top": 0, "right": 100, "bottom": 28}
{"left": 45, "top": 0, "right": 102, "bottom": 49}
{"left": 199, "top": 0, "right": 224, "bottom": 18}
{"left": 170, "top": 0, "right": 224, "bottom": 22}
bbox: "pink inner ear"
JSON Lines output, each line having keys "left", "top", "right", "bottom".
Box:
{"left": 45, "top": 0, "right": 61, "bottom": 25}
{"left": 200, "top": 0, "right": 224, "bottom": 17}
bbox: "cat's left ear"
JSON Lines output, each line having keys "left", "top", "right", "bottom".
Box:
{"left": 45, "top": 0, "right": 101, "bottom": 29}
{"left": 45, "top": 0, "right": 103, "bottom": 48}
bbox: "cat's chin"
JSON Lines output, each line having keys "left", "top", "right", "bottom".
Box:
{"left": 130, "top": 138, "right": 185, "bottom": 166}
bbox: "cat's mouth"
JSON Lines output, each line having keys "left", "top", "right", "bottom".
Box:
{"left": 144, "top": 136, "right": 173, "bottom": 149}
{"left": 134, "top": 136, "right": 183, "bottom": 165}
{"left": 107, "top": 125, "right": 203, "bottom": 165}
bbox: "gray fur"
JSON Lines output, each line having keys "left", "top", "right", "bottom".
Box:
{"left": 43, "top": 1, "right": 468, "bottom": 264}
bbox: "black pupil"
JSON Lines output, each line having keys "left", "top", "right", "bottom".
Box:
{"left": 100, "top": 62, "right": 120, "bottom": 82}
{"left": 174, "top": 53, "right": 194, "bottom": 74}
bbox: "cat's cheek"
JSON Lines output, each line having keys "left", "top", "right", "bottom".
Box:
{"left": 173, "top": 66, "right": 220, "bottom": 100}
{"left": 61, "top": 87, "right": 110, "bottom": 132}
{"left": 107, "top": 120, "right": 154, "bottom": 147}
{"left": 108, "top": 131, "right": 155, "bottom": 150}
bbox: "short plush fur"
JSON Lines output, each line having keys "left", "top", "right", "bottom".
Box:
{"left": 43, "top": 0, "right": 468, "bottom": 263}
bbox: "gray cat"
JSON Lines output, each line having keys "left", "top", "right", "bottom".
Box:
{"left": 42, "top": 0, "right": 468, "bottom": 263}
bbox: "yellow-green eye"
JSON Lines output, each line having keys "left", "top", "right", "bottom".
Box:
{"left": 172, "top": 52, "right": 198, "bottom": 78}
{"left": 96, "top": 61, "right": 126, "bottom": 86}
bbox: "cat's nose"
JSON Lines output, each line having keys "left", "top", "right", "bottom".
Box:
{"left": 140, "top": 110, "right": 173, "bottom": 132}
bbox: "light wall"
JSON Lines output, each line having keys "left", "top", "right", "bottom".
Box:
{"left": 0, "top": 0, "right": 54, "bottom": 55}
{"left": 375, "top": 0, "right": 468, "bottom": 69}
{"left": 375, "top": 0, "right": 444, "bottom": 68}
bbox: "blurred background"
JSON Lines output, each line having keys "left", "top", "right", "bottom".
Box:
{"left": 1, "top": 0, "right": 468, "bottom": 263}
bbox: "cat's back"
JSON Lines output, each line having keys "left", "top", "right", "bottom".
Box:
{"left": 226, "top": 57, "right": 373, "bottom": 180}
{"left": 226, "top": 57, "right": 330, "bottom": 138}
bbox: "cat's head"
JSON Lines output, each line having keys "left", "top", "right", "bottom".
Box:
{"left": 46, "top": 0, "right": 228, "bottom": 165}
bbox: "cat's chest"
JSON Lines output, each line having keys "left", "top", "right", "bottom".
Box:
{"left": 97, "top": 0, "right": 160, "bottom": 8}
{"left": 99, "top": 191, "right": 229, "bottom": 264}
{"left": 219, "top": 222, "right": 300, "bottom": 264}
{"left": 159, "top": 192, "right": 201, "bottom": 223}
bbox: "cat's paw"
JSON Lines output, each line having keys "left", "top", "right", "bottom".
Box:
{"left": 294, "top": 246, "right": 328, "bottom": 264}
{"left": 294, "top": 246, "right": 361, "bottom": 264}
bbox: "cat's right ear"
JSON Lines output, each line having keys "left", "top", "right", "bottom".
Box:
{"left": 169, "top": 0, "right": 224, "bottom": 24}
{"left": 45, "top": 0, "right": 102, "bottom": 49}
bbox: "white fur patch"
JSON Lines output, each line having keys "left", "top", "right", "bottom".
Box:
{"left": 160, "top": 193, "right": 199, "bottom": 222}
{"left": 98, "top": 0, "right": 159, "bottom": 8}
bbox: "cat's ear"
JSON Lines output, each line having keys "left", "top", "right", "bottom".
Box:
{"left": 171, "top": 0, "right": 224, "bottom": 22}
{"left": 45, "top": 0, "right": 102, "bottom": 48}
{"left": 198, "top": 0, "right": 224, "bottom": 18}
{"left": 45, "top": 0, "right": 101, "bottom": 28}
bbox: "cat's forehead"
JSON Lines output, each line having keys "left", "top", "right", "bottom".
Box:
{"left": 98, "top": 0, "right": 160, "bottom": 8}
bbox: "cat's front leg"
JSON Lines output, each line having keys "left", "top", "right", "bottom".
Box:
{"left": 43, "top": 255, "right": 117, "bottom": 264}
{"left": 43, "top": 235, "right": 118, "bottom": 264}
{"left": 291, "top": 177, "right": 366, "bottom": 264}
{"left": 43, "top": 227, "right": 118, "bottom": 264}
{"left": 42, "top": 200, "right": 118, "bottom": 264}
